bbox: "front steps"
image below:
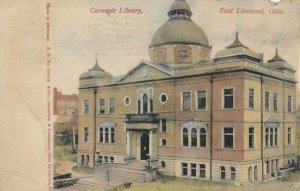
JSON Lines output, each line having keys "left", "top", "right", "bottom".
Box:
{"left": 55, "top": 160, "right": 156, "bottom": 191}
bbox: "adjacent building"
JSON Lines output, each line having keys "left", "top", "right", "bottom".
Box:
{"left": 77, "top": 0, "right": 297, "bottom": 184}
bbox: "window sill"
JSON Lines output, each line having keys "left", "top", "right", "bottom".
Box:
{"left": 98, "top": 143, "right": 116, "bottom": 145}
{"left": 181, "top": 110, "right": 193, "bottom": 112}
{"left": 264, "top": 146, "right": 280, "bottom": 149}
{"left": 222, "top": 108, "right": 234, "bottom": 110}
{"left": 181, "top": 146, "right": 207, "bottom": 149}
{"left": 195, "top": 109, "right": 207, "bottom": 112}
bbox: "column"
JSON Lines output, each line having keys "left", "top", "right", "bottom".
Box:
{"left": 126, "top": 130, "right": 131, "bottom": 157}
{"left": 149, "top": 130, "right": 153, "bottom": 159}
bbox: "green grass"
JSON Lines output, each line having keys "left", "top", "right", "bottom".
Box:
{"left": 54, "top": 145, "right": 76, "bottom": 154}
{"left": 72, "top": 165, "right": 94, "bottom": 174}
{"left": 114, "top": 172, "right": 300, "bottom": 191}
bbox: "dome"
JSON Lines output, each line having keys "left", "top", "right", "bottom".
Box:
{"left": 150, "top": 0, "right": 209, "bottom": 48}
{"left": 80, "top": 62, "right": 113, "bottom": 79}
{"left": 150, "top": 19, "right": 209, "bottom": 47}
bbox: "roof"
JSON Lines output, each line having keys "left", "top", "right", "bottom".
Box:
{"left": 215, "top": 33, "right": 263, "bottom": 61}
{"left": 150, "top": 19, "right": 209, "bottom": 47}
{"left": 80, "top": 62, "right": 113, "bottom": 79}
{"left": 265, "top": 48, "right": 295, "bottom": 72}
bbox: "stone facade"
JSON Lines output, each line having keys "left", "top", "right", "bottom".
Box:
{"left": 76, "top": 0, "right": 297, "bottom": 184}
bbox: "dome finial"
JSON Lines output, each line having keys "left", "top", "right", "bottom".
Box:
{"left": 168, "top": 0, "right": 192, "bottom": 19}
{"left": 268, "top": 43, "right": 285, "bottom": 62}
{"left": 95, "top": 52, "right": 98, "bottom": 65}
{"left": 226, "top": 31, "right": 248, "bottom": 49}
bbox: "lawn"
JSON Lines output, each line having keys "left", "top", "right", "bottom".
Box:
{"left": 115, "top": 172, "right": 300, "bottom": 191}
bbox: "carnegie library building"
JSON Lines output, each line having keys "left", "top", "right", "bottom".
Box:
{"left": 77, "top": 0, "right": 297, "bottom": 184}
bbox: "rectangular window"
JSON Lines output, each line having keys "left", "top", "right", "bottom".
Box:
{"left": 199, "top": 164, "right": 206, "bottom": 178}
{"left": 190, "top": 163, "right": 197, "bottom": 177}
{"left": 288, "top": 96, "right": 293, "bottom": 112}
{"left": 109, "top": 98, "right": 115, "bottom": 113}
{"left": 266, "top": 161, "right": 270, "bottom": 174}
{"left": 249, "top": 127, "right": 254, "bottom": 149}
{"left": 249, "top": 89, "right": 254, "bottom": 109}
{"left": 161, "top": 119, "right": 167, "bottom": 132}
{"left": 110, "top": 157, "right": 114, "bottom": 163}
{"left": 178, "top": 50, "right": 188, "bottom": 57}
{"left": 182, "top": 163, "right": 188, "bottom": 176}
{"left": 224, "top": 88, "right": 234, "bottom": 109}
{"left": 224, "top": 127, "right": 233, "bottom": 149}
{"left": 99, "top": 156, "right": 103, "bottom": 163}
{"left": 99, "top": 99, "right": 105, "bottom": 114}
{"left": 197, "top": 90, "right": 207, "bottom": 110}
{"left": 288, "top": 127, "right": 292, "bottom": 145}
{"left": 265, "top": 92, "right": 270, "bottom": 111}
{"left": 182, "top": 92, "right": 191, "bottom": 111}
{"left": 161, "top": 139, "right": 166, "bottom": 146}
{"left": 83, "top": 100, "right": 89, "bottom": 114}
{"left": 104, "top": 156, "right": 108, "bottom": 163}
{"left": 273, "top": 93, "right": 278, "bottom": 112}
{"left": 84, "top": 127, "right": 89, "bottom": 142}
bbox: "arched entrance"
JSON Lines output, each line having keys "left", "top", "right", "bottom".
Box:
{"left": 140, "top": 133, "right": 149, "bottom": 160}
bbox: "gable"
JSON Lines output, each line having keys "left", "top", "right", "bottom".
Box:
{"left": 116, "top": 63, "right": 173, "bottom": 83}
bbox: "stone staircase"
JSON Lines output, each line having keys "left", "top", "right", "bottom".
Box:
{"left": 56, "top": 161, "right": 151, "bottom": 191}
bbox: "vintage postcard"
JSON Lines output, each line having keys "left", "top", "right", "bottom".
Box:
{"left": 0, "top": 0, "right": 299, "bottom": 191}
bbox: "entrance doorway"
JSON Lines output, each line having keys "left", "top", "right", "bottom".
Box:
{"left": 140, "top": 133, "right": 149, "bottom": 160}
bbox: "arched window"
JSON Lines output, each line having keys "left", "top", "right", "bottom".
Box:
{"left": 265, "top": 128, "right": 269, "bottom": 147}
{"left": 254, "top": 166, "right": 258, "bottom": 180}
{"left": 81, "top": 155, "right": 84, "bottom": 165}
{"left": 200, "top": 128, "right": 206, "bottom": 147}
{"left": 270, "top": 128, "right": 273, "bottom": 146}
{"left": 143, "top": 94, "right": 148, "bottom": 113}
{"left": 230, "top": 167, "right": 236, "bottom": 181}
{"left": 248, "top": 167, "right": 252, "bottom": 182}
{"left": 183, "top": 128, "right": 188, "bottom": 147}
{"left": 161, "top": 161, "right": 166, "bottom": 168}
{"left": 221, "top": 166, "right": 226, "bottom": 180}
{"left": 111, "top": 128, "right": 115, "bottom": 143}
{"left": 99, "top": 128, "right": 103, "bottom": 143}
{"left": 274, "top": 128, "right": 278, "bottom": 146}
{"left": 105, "top": 128, "right": 109, "bottom": 143}
{"left": 86, "top": 155, "right": 90, "bottom": 166}
{"left": 191, "top": 128, "right": 197, "bottom": 147}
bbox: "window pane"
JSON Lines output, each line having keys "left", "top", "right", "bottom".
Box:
{"left": 273, "top": 94, "right": 278, "bottom": 111}
{"left": 191, "top": 163, "right": 196, "bottom": 177}
{"left": 191, "top": 128, "right": 197, "bottom": 147}
{"left": 100, "top": 99, "right": 105, "bottom": 114}
{"left": 197, "top": 90, "right": 206, "bottom": 110}
{"left": 182, "top": 163, "right": 188, "bottom": 176}
{"left": 109, "top": 98, "right": 115, "bottom": 113}
{"left": 162, "top": 119, "right": 167, "bottom": 132}
{"left": 200, "top": 128, "right": 206, "bottom": 147}
{"left": 249, "top": 89, "right": 254, "bottom": 109}
{"left": 224, "top": 89, "right": 234, "bottom": 109}
{"left": 183, "top": 92, "right": 191, "bottom": 111}
{"left": 265, "top": 92, "right": 270, "bottom": 111}
{"left": 224, "top": 128, "right": 233, "bottom": 148}
{"left": 183, "top": 128, "right": 188, "bottom": 146}
{"left": 200, "top": 164, "right": 205, "bottom": 178}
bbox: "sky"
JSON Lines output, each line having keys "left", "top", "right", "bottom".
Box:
{"left": 51, "top": 0, "right": 300, "bottom": 94}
